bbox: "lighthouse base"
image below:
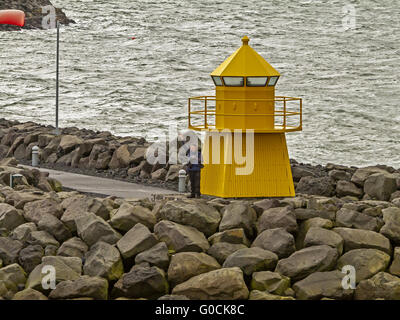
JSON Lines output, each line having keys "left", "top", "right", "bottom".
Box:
{"left": 200, "top": 132, "right": 295, "bottom": 198}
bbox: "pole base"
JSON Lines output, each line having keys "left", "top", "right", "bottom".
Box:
{"left": 52, "top": 128, "right": 61, "bottom": 136}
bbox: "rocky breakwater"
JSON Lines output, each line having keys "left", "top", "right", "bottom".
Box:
{"left": 0, "top": 0, "right": 74, "bottom": 31}
{"left": 0, "top": 163, "right": 400, "bottom": 299}
{"left": 0, "top": 119, "right": 187, "bottom": 190}
{"left": 1, "top": 118, "right": 400, "bottom": 197}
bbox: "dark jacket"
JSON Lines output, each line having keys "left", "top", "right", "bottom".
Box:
{"left": 186, "top": 150, "right": 203, "bottom": 172}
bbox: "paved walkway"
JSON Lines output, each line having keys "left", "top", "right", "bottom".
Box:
{"left": 21, "top": 165, "right": 176, "bottom": 199}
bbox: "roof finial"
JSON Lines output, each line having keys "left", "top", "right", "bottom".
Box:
{"left": 242, "top": 36, "right": 249, "bottom": 45}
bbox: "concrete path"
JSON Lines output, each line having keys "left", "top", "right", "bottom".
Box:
{"left": 21, "top": 165, "right": 175, "bottom": 199}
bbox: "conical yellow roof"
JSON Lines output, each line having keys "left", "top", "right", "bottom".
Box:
{"left": 211, "top": 36, "right": 280, "bottom": 77}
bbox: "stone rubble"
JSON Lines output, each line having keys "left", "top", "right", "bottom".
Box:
{"left": 0, "top": 118, "right": 400, "bottom": 300}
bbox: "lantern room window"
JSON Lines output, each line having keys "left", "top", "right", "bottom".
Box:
{"left": 223, "top": 77, "right": 244, "bottom": 87}
{"left": 246, "top": 77, "right": 268, "bottom": 87}
{"left": 212, "top": 76, "right": 223, "bottom": 86}
{"left": 267, "top": 76, "right": 279, "bottom": 86}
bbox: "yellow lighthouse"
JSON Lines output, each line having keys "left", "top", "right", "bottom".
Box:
{"left": 188, "top": 36, "right": 302, "bottom": 197}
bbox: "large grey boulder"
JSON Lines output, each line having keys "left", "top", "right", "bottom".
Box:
{"left": 389, "top": 247, "right": 400, "bottom": 277}
{"left": 293, "top": 271, "right": 354, "bottom": 300}
{"left": 380, "top": 207, "right": 400, "bottom": 244}
{"left": 0, "top": 263, "right": 27, "bottom": 299}
{"left": 158, "top": 200, "right": 221, "bottom": 237}
{"left": 303, "top": 227, "right": 344, "bottom": 254}
{"left": 252, "top": 228, "right": 295, "bottom": 259}
{"left": 116, "top": 223, "right": 158, "bottom": 259}
{"left": 26, "top": 256, "right": 82, "bottom": 292}
{"left": 75, "top": 212, "right": 121, "bottom": 247}
{"left": 135, "top": 242, "right": 170, "bottom": 270}
{"left": 207, "top": 242, "right": 247, "bottom": 265}
{"left": 18, "top": 245, "right": 44, "bottom": 273}
{"left": 335, "top": 208, "right": 379, "bottom": 231}
{"left": 37, "top": 214, "right": 72, "bottom": 243}
{"left": 131, "top": 147, "right": 147, "bottom": 164}
{"left": 10, "top": 222, "right": 37, "bottom": 242}
{"left": 333, "top": 227, "right": 391, "bottom": 254}
{"left": 296, "top": 217, "right": 334, "bottom": 249}
{"left": 250, "top": 271, "right": 290, "bottom": 295}
{"left": 219, "top": 202, "right": 257, "bottom": 239}
{"left": 38, "top": 134, "right": 56, "bottom": 148}
{"left": 252, "top": 199, "right": 281, "bottom": 217}
{"left": 61, "top": 195, "right": 110, "bottom": 231}
{"left": 4, "top": 190, "right": 47, "bottom": 210}
{"left": 112, "top": 264, "right": 169, "bottom": 299}
{"left": 27, "top": 231, "right": 60, "bottom": 248}
{"left": 57, "top": 237, "right": 88, "bottom": 259}
{"left": 168, "top": 252, "right": 221, "bottom": 286}
{"left": 275, "top": 245, "right": 339, "bottom": 282}
{"left": 294, "top": 208, "right": 328, "bottom": 220}
{"left": 329, "top": 169, "right": 352, "bottom": 182}
{"left": 109, "top": 202, "right": 156, "bottom": 232}
{"left": 23, "top": 198, "right": 63, "bottom": 224}
{"left": 83, "top": 242, "right": 124, "bottom": 281}
{"left": 364, "top": 173, "right": 397, "bottom": 201}
{"left": 257, "top": 206, "right": 297, "bottom": 234}
{"left": 151, "top": 168, "right": 167, "bottom": 181}
{"left": 291, "top": 166, "right": 316, "bottom": 182}
{"left": 49, "top": 276, "right": 108, "bottom": 300}
{"left": 58, "top": 135, "right": 83, "bottom": 155}
{"left": 41, "top": 136, "right": 61, "bottom": 160}
{"left": 296, "top": 176, "right": 335, "bottom": 197}
{"left": 76, "top": 138, "right": 106, "bottom": 158}
{"left": 154, "top": 220, "right": 209, "bottom": 253}
{"left": 306, "top": 196, "right": 338, "bottom": 220}
{"left": 336, "top": 180, "right": 363, "bottom": 198}
{"left": 0, "top": 237, "right": 23, "bottom": 265}
{"left": 208, "top": 228, "right": 250, "bottom": 246}
{"left": 12, "top": 288, "right": 48, "bottom": 300}
{"left": 0, "top": 203, "right": 25, "bottom": 231}
{"left": 172, "top": 267, "right": 249, "bottom": 300}
{"left": 108, "top": 144, "right": 137, "bottom": 169}
{"left": 355, "top": 272, "right": 400, "bottom": 300}
{"left": 165, "top": 164, "right": 184, "bottom": 182}
{"left": 336, "top": 249, "right": 390, "bottom": 283}
{"left": 56, "top": 150, "right": 76, "bottom": 166}
{"left": 351, "top": 167, "right": 388, "bottom": 186}
{"left": 223, "top": 247, "right": 278, "bottom": 276}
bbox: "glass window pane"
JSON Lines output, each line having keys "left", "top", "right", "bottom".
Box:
{"left": 212, "top": 76, "right": 223, "bottom": 86}
{"left": 247, "top": 77, "right": 268, "bottom": 87}
{"left": 223, "top": 77, "right": 244, "bottom": 87}
{"left": 268, "top": 76, "right": 279, "bottom": 86}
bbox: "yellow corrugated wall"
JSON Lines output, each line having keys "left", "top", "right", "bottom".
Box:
{"left": 200, "top": 132, "right": 295, "bottom": 198}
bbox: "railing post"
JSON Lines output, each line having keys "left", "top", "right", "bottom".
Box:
{"left": 283, "top": 98, "right": 287, "bottom": 129}
{"left": 188, "top": 98, "right": 191, "bottom": 128}
{"left": 300, "top": 98, "right": 302, "bottom": 129}
{"left": 204, "top": 97, "right": 208, "bottom": 129}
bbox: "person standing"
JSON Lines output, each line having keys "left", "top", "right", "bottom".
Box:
{"left": 186, "top": 144, "right": 203, "bottom": 198}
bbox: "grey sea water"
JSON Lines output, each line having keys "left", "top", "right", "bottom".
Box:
{"left": 0, "top": 0, "right": 399, "bottom": 167}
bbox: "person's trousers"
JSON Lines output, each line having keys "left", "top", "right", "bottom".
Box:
{"left": 189, "top": 171, "right": 201, "bottom": 196}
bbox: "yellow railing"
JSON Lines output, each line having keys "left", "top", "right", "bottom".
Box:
{"left": 188, "top": 96, "right": 302, "bottom": 133}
